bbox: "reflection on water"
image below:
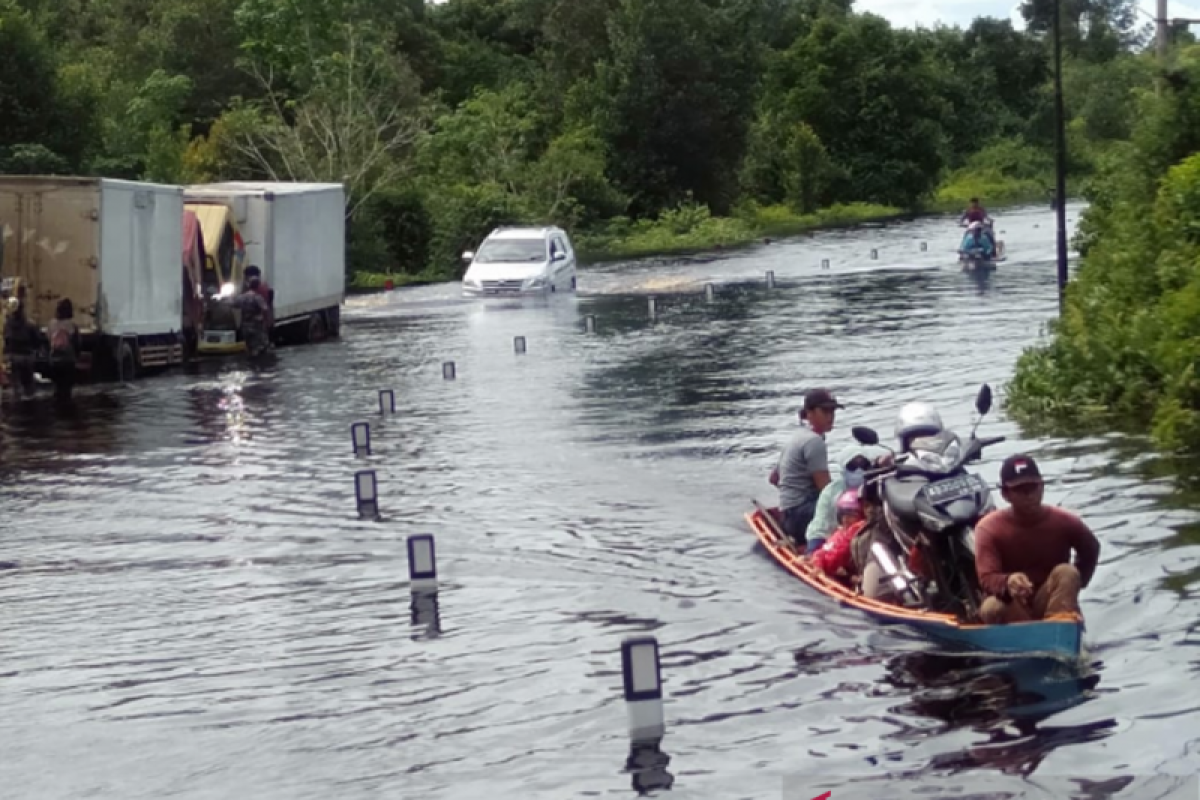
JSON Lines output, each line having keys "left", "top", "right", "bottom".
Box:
{"left": 624, "top": 736, "right": 674, "bottom": 795}
{"left": 5, "top": 202, "right": 1200, "bottom": 799}
{"left": 887, "top": 652, "right": 1107, "bottom": 775}
{"left": 411, "top": 589, "right": 442, "bottom": 640}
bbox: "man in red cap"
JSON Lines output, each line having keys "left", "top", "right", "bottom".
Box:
{"left": 974, "top": 454, "right": 1101, "bottom": 624}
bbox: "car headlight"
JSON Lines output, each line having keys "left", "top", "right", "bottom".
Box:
{"left": 463, "top": 278, "right": 480, "bottom": 288}
{"left": 524, "top": 277, "right": 546, "bottom": 288}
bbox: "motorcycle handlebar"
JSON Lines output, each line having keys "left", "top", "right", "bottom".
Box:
{"left": 865, "top": 434, "right": 1009, "bottom": 482}
{"left": 863, "top": 465, "right": 894, "bottom": 481}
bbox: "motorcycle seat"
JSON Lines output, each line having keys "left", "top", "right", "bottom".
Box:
{"left": 884, "top": 476, "right": 926, "bottom": 522}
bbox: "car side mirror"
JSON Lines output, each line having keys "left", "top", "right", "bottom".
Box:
{"left": 552, "top": 251, "right": 566, "bottom": 262}
{"left": 462, "top": 250, "right": 474, "bottom": 262}
{"left": 851, "top": 426, "right": 880, "bottom": 446}
{"left": 976, "top": 383, "right": 993, "bottom": 416}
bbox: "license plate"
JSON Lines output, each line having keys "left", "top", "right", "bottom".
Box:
{"left": 924, "top": 473, "right": 983, "bottom": 504}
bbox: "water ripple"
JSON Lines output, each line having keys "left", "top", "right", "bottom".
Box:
{"left": 5, "top": 202, "right": 1200, "bottom": 798}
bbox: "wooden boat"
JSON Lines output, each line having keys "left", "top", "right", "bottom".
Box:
{"left": 745, "top": 503, "right": 1084, "bottom": 659}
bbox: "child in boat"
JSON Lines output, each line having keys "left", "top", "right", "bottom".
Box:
{"left": 811, "top": 488, "right": 867, "bottom": 582}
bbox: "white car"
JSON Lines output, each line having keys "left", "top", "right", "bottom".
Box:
{"left": 461, "top": 226, "right": 578, "bottom": 296}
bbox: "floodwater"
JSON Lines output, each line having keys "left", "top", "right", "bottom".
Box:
{"left": 3, "top": 202, "right": 1200, "bottom": 799}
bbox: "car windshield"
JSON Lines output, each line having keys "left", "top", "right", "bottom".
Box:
{"left": 475, "top": 239, "right": 546, "bottom": 263}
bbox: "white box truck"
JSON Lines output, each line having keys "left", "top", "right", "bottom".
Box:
{"left": 0, "top": 176, "right": 188, "bottom": 381}
{"left": 183, "top": 181, "right": 345, "bottom": 349}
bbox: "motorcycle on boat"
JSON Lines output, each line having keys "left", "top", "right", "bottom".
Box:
{"left": 851, "top": 384, "right": 1006, "bottom": 622}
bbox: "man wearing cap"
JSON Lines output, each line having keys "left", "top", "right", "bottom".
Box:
{"left": 974, "top": 454, "right": 1101, "bottom": 624}
{"left": 769, "top": 388, "right": 843, "bottom": 551}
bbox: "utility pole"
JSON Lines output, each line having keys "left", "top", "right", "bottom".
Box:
{"left": 1053, "top": 0, "right": 1069, "bottom": 312}
{"left": 1159, "top": 0, "right": 1170, "bottom": 60}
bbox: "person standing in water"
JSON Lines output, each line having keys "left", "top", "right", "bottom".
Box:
{"left": 47, "top": 298, "right": 80, "bottom": 400}
{"left": 769, "top": 388, "right": 842, "bottom": 551}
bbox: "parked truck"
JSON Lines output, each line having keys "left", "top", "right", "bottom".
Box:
{"left": 183, "top": 182, "right": 345, "bottom": 353}
{"left": 0, "top": 176, "right": 190, "bottom": 383}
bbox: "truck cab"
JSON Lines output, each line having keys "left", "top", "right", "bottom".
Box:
{"left": 186, "top": 200, "right": 250, "bottom": 355}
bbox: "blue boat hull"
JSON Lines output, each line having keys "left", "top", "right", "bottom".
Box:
{"left": 863, "top": 604, "right": 1083, "bottom": 657}
{"left": 746, "top": 505, "right": 1084, "bottom": 660}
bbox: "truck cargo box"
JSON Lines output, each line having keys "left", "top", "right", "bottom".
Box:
{"left": 0, "top": 176, "right": 184, "bottom": 337}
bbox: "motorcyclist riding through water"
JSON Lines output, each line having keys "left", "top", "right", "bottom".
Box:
{"left": 960, "top": 221, "right": 996, "bottom": 259}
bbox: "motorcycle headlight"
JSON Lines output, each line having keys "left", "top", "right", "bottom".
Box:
{"left": 914, "top": 448, "right": 952, "bottom": 472}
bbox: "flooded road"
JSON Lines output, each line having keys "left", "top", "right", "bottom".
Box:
{"left": 4, "top": 202, "right": 1200, "bottom": 799}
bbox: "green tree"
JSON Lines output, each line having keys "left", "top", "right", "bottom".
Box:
{"left": 597, "top": 0, "right": 762, "bottom": 216}
{"left": 0, "top": 2, "right": 99, "bottom": 169}
{"left": 1008, "top": 45, "right": 1200, "bottom": 450}
{"left": 740, "top": 112, "right": 836, "bottom": 212}
{"left": 228, "top": 20, "right": 428, "bottom": 219}
{"left": 769, "top": 12, "right": 950, "bottom": 206}
{"left": 1020, "top": 0, "right": 1142, "bottom": 61}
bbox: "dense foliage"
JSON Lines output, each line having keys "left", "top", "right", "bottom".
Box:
{"left": 0, "top": 0, "right": 1156, "bottom": 286}
{"left": 1007, "top": 44, "right": 1200, "bottom": 452}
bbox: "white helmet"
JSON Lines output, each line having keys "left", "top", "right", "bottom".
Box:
{"left": 894, "top": 402, "right": 944, "bottom": 452}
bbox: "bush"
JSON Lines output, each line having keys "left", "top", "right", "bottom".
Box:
{"left": 934, "top": 137, "right": 1053, "bottom": 207}
{"left": 362, "top": 187, "right": 433, "bottom": 276}
{"left": 1007, "top": 105, "right": 1200, "bottom": 454}
{"left": 0, "top": 143, "right": 69, "bottom": 174}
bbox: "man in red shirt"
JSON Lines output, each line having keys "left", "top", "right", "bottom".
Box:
{"left": 959, "top": 197, "right": 990, "bottom": 225}
{"left": 975, "top": 454, "right": 1101, "bottom": 624}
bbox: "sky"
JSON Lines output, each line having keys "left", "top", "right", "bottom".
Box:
{"left": 860, "top": 0, "right": 1200, "bottom": 32}
{"left": 420, "top": 0, "right": 1200, "bottom": 41}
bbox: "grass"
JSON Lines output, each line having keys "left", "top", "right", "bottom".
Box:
{"left": 573, "top": 201, "right": 903, "bottom": 263}
{"left": 347, "top": 268, "right": 451, "bottom": 293}
{"left": 347, "top": 176, "right": 1083, "bottom": 291}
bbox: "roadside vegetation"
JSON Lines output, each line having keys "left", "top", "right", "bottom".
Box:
{"left": 1007, "top": 44, "right": 1200, "bottom": 453}
{"left": 0, "top": 0, "right": 1168, "bottom": 288}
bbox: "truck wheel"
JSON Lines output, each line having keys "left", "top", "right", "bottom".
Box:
{"left": 307, "top": 312, "right": 328, "bottom": 343}
{"left": 182, "top": 328, "right": 198, "bottom": 362}
{"left": 117, "top": 342, "right": 139, "bottom": 382}
{"left": 325, "top": 306, "right": 341, "bottom": 337}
